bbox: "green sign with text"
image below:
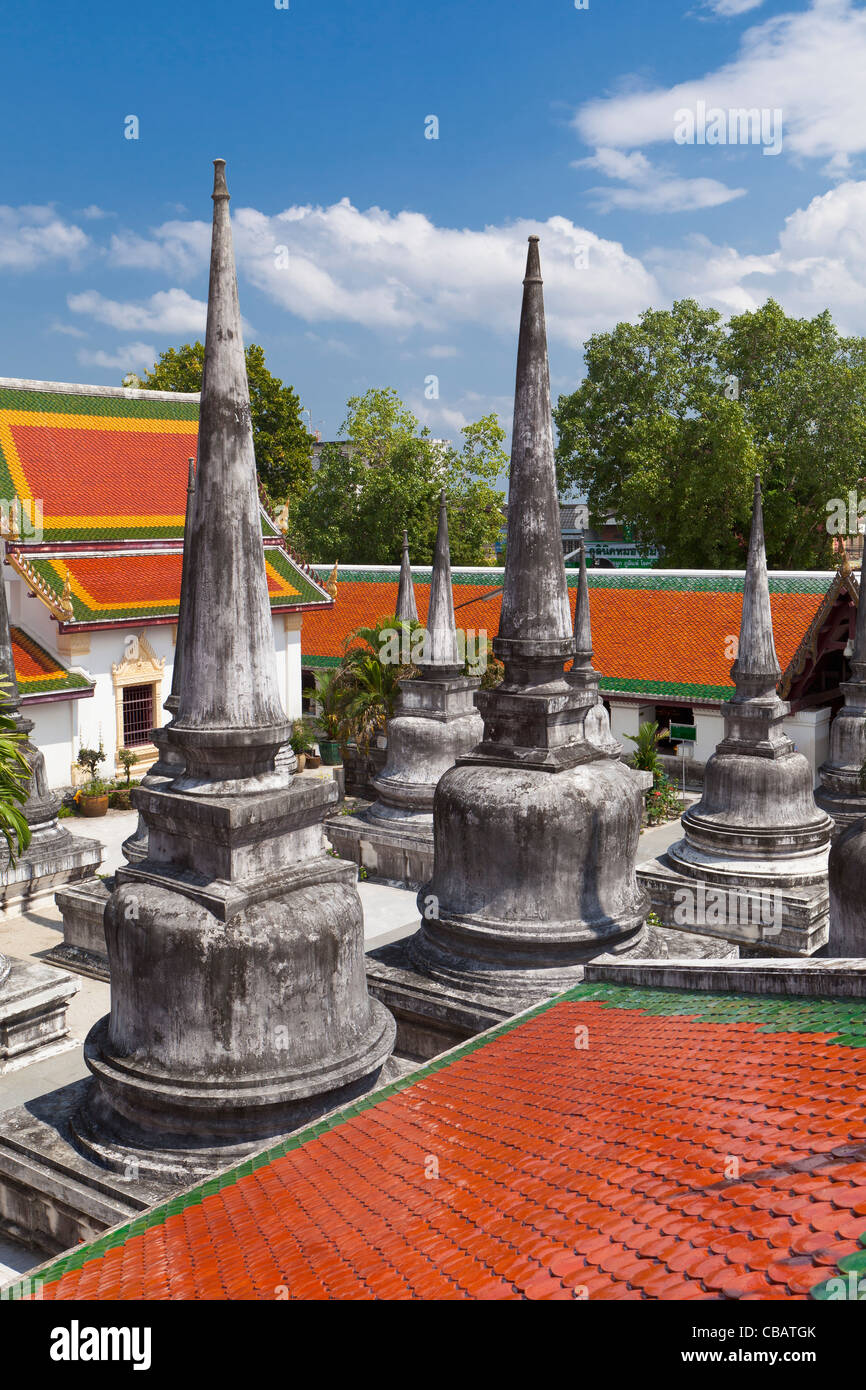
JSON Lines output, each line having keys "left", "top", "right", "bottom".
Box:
{"left": 670, "top": 724, "right": 697, "bottom": 742}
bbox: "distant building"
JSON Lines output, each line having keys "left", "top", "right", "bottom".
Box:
{"left": 304, "top": 561, "right": 856, "bottom": 787}
{"left": 559, "top": 502, "right": 658, "bottom": 569}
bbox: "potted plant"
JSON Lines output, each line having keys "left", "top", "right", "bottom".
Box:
{"left": 76, "top": 744, "right": 109, "bottom": 817}
{"left": 313, "top": 669, "right": 350, "bottom": 766}
{"left": 111, "top": 746, "right": 139, "bottom": 808}
{"left": 289, "top": 719, "right": 315, "bottom": 773}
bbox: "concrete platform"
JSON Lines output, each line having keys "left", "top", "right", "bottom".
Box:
{"left": 45, "top": 877, "right": 111, "bottom": 980}
{"left": 0, "top": 959, "right": 79, "bottom": 1074}
{"left": 367, "top": 921, "right": 737, "bottom": 1063}
{"left": 584, "top": 957, "right": 866, "bottom": 997}
{"left": 637, "top": 852, "right": 829, "bottom": 956}
{"left": 326, "top": 810, "right": 432, "bottom": 889}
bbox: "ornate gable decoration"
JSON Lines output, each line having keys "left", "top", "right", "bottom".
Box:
{"left": 111, "top": 631, "right": 166, "bottom": 683}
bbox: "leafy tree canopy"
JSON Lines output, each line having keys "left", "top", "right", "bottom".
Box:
{"left": 553, "top": 298, "right": 866, "bottom": 569}
{"left": 128, "top": 341, "right": 313, "bottom": 505}
{"left": 286, "top": 387, "right": 507, "bottom": 565}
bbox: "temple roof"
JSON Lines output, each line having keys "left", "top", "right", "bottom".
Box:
{"left": 10, "top": 625, "right": 93, "bottom": 702}
{"left": 19, "top": 980, "right": 866, "bottom": 1301}
{"left": 0, "top": 379, "right": 332, "bottom": 625}
{"left": 7, "top": 545, "right": 323, "bottom": 627}
{"left": 304, "top": 565, "right": 836, "bottom": 703}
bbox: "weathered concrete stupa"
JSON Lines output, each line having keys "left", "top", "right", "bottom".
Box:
{"left": 638, "top": 477, "right": 833, "bottom": 956}
{"left": 366, "top": 237, "right": 713, "bottom": 1053}
{"left": 62, "top": 159, "right": 395, "bottom": 1184}
{"left": 0, "top": 555, "right": 100, "bottom": 1069}
{"left": 327, "top": 497, "right": 483, "bottom": 886}
{"left": 816, "top": 545, "right": 866, "bottom": 837}
{"left": 49, "top": 459, "right": 200, "bottom": 981}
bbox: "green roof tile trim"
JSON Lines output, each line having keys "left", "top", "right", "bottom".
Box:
{"left": 19, "top": 980, "right": 866, "bottom": 1299}
{"left": 575, "top": 981, "right": 866, "bottom": 1040}
{"left": 265, "top": 546, "right": 331, "bottom": 608}
{"left": 0, "top": 387, "right": 199, "bottom": 420}
{"left": 310, "top": 566, "right": 834, "bottom": 596}
{"left": 598, "top": 676, "right": 734, "bottom": 700}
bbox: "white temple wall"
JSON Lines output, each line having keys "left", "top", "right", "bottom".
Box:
{"left": 782, "top": 707, "right": 832, "bottom": 788}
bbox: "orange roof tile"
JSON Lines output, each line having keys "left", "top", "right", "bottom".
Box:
{"left": 19, "top": 983, "right": 866, "bottom": 1302}
{"left": 306, "top": 567, "right": 835, "bottom": 702}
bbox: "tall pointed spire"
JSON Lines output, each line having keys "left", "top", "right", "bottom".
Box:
{"left": 496, "top": 236, "right": 573, "bottom": 688}
{"left": 733, "top": 474, "right": 781, "bottom": 701}
{"left": 421, "top": 492, "right": 460, "bottom": 672}
{"left": 849, "top": 539, "right": 866, "bottom": 679}
{"left": 572, "top": 541, "right": 593, "bottom": 670}
{"left": 395, "top": 527, "right": 418, "bottom": 622}
{"left": 169, "top": 160, "right": 289, "bottom": 787}
{"left": 164, "top": 456, "right": 197, "bottom": 717}
{"left": 0, "top": 562, "right": 21, "bottom": 718}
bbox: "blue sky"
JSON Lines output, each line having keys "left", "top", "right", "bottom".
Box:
{"left": 1, "top": 0, "right": 863, "bottom": 443}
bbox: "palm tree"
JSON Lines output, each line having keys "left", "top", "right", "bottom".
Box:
{"left": 624, "top": 721, "right": 668, "bottom": 777}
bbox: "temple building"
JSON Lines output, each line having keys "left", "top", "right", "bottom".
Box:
{"left": 303, "top": 560, "right": 859, "bottom": 787}
{"left": 0, "top": 377, "right": 332, "bottom": 788}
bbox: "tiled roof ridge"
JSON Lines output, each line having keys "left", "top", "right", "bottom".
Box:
{"left": 310, "top": 563, "right": 835, "bottom": 591}
{"left": 0, "top": 377, "right": 200, "bottom": 404}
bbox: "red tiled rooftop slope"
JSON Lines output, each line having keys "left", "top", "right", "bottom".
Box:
{"left": 26, "top": 984, "right": 866, "bottom": 1301}
{"left": 303, "top": 569, "right": 832, "bottom": 700}
{"left": 0, "top": 382, "right": 200, "bottom": 542}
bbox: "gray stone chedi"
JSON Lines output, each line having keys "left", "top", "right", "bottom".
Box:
{"left": 394, "top": 238, "right": 656, "bottom": 1011}
{"left": 826, "top": 546, "right": 866, "bottom": 954}
{"left": 0, "top": 557, "right": 100, "bottom": 1070}
{"left": 50, "top": 459, "right": 199, "bottom": 981}
{"left": 638, "top": 476, "right": 833, "bottom": 956}
{"left": 816, "top": 542, "right": 866, "bottom": 837}
{"left": 68, "top": 159, "right": 395, "bottom": 1180}
{"left": 328, "top": 499, "right": 483, "bottom": 885}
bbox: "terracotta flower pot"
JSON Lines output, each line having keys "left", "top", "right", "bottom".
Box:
{"left": 80, "top": 794, "right": 109, "bottom": 818}
{"left": 306, "top": 753, "right": 321, "bottom": 769}
{"left": 295, "top": 753, "right": 306, "bottom": 772}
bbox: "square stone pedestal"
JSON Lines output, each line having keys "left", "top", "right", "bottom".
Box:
{"left": 44, "top": 877, "right": 111, "bottom": 981}
{"left": 0, "top": 830, "right": 102, "bottom": 919}
{"left": 0, "top": 959, "right": 79, "bottom": 1073}
{"left": 326, "top": 813, "right": 432, "bottom": 889}
{"left": 637, "top": 854, "right": 829, "bottom": 957}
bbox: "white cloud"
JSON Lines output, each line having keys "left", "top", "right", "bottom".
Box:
{"left": 117, "top": 199, "right": 659, "bottom": 349}
{"left": 67, "top": 287, "right": 207, "bottom": 335}
{"left": 641, "top": 180, "right": 866, "bottom": 333}
{"left": 77, "top": 342, "right": 158, "bottom": 372}
{"left": 107, "top": 220, "right": 210, "bottom": 276}
{"left": 0, "top": 205, "right": 89, "bottom": 270}
{"left": 575, "top": 146, "right": 746, "bottom": 212}
{"left": 48, "top": 321, "right": 88, "bottom": 339}
{"left": 575, "top": 0, "right": 866, "bottom": 163}
{"left": 79, "top": 205, "right": 113, "bottom": 221}
{"left": 703, "top": 0, "right": 766, "bottom": 15}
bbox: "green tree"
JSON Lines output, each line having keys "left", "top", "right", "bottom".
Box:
{"left": 0, "top": 678, "right": 32, "bottom": 860}
{"left": 554, "top": 298, "right": 866, "bottom": 569}
{"left": 131, "top": 342, "right": 314, "bottom": 505}
{"left": 286, "top": 388, "right": 506, "bottom": 564}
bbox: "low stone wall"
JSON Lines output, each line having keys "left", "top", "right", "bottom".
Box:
{"left": 343, "top": 744, "right": 387, "bottom": 799}
{"left": 659, "top": 753, "right": 706, "bottom": 790}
